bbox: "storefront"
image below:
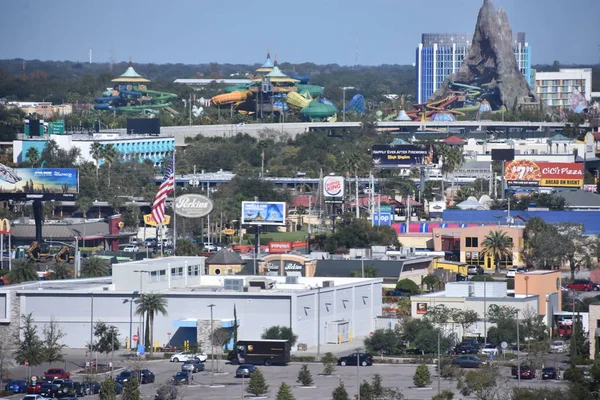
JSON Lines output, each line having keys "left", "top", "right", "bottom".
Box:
{"left": 259, "top": 254, "right": 316, "bottom": 277}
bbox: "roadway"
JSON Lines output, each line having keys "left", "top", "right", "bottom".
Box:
{"left": 375, "top": 120, "right": 589, "bottom": 131}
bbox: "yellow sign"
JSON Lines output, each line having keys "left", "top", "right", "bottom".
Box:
{"left": 223, "top": 229, "right": 235, "bottom": 235}
{"left": 118, "top": 222, "right": 125, "bottom": 228}
{"left": 143, "top": 214, "right": 171, "bottom": 227}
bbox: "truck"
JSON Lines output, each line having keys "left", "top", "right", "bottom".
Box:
{"left": 228, "top": 339, "right": 290, "bottom": 366}
{"left": 43, "top": 368, "right": 70, "bottom": 380}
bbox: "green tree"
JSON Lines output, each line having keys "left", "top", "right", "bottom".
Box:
{"left": 364, "top": 328, "right": 405, "bottom": 356}
{"left": 480, "top": 230, "right": 514, "bottom": 274}
{"left": 396, "top": 297, "right": 412, "bottom": 320}
{"left": 451, "top": 309, "right": 479, "bottom": 339}
{"left": 121, "top": 377, "right": 140, "bottom": 400}
{"left": 92, "top": 322, "right": 120, "bottom": 362}
{"left": 135, "top": 293, "right": 168, "bottom": 355}
{"left": 456, "top": 364, "right": 499, "bottom": 399}
{"left": 395, "top": 279, "right": 420, "bottom": 294}
{"left": 297, "top": 364, "right": 314, "bottom": 386}
{"left": 122, "top": 204, "right": 141, "bottom": 229}
{"left": 332, "top": 380, "right": 349, "bottom": 400}
{"left": 246, "top": 367, "right": 269, "bottom": 396}
{"left": 321, "top": 352, "right": 337, "bottom": 375}
{"left": 99, "top": 377, "right": 117, "bottom": 400}
{"left": 487, "top": 305, "right": 518, "bottom": 346}
{"left": 350, "top": 265, "right": 378, "bottom": 278}
{"left": 42, "top": 317, "right": 66, "bottom": 366}
{"left": 413, "top": 364, "right": 431, "bottom": 388}
{"left": 80, "top": 257, "right": 109, "bottom": 278}
{"left": 101, "top": 144, "right": 119, "bottom": 188}
{"left": 432, "top": 390, "right": 455, "bottom": 400}
{"left": 48, "top": 262, "right": 73, "bottom": 280}
{"left": 76, "top": 196, "right": 93, "bottom": 218}
{"left": 14, "top": 313, "right": 44, "bottom": 366}
{"left": 153, "top": 383, "right": 178, "bottom": 400}
{"left": 422, "top": 274, "right": 442, "bottom": 292}
{"left": 7, "top": 259, "right": 38, "bottom": 284}
{"left": 275, "top": 383, "right": 295, "bottom": 400}
{"left": 261, "top": 326, "right": 298, "bottom": 347}
{"left": 26, "top": 147, "right": 40, "bottom": 167}
{"left": 175, "top": 239, "right": 201, "bottom": 256}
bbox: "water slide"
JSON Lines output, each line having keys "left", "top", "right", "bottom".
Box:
{"left": 286, "top": 92, "right": 311, "bottom": 109}
{"left": 211, "top": 91, "right": 249, "bottom": 106}
{"left": 300, "top": 101, "right": 337, "bottom": 120}
{"left": 93, "top": 86, "right": 176, "bottom": 112}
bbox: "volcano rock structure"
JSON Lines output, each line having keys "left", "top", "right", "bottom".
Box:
{"left": 431, "top": 0, "right": 537, "bottom": 110}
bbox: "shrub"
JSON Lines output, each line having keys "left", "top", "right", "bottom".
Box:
{"left": 246, "top": 367, "right": 269, "bottom": 396}
{"left": 432, "top": 390, "right": 455, "bottom": 400}
{"left": 332, "top": 380, "right": 349, "bottom": 400}
{"left": 297, "top": 365, "right": 314, "bottom": 386}
{"left": 413, "top": 364, "right": 431, "bottom": 388}
{"left": 321, "top": 352, "right": 337, "bottom": 375}
{"left": 290, "top": 355, "right": 315, "bottom": 362}
{"left": 396, "top": 279, "right": 420, "bottom": 294}
{"left": 275, "top": 383, "right": 295, "bottom": 400}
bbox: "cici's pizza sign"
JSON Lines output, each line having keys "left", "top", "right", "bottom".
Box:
{"left": 504, "top": 161, "right": 583, "bottom": 188}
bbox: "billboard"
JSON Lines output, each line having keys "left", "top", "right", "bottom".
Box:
{"left": 416, "top": 303, "right": 428, "bottom": 315}
{"left": 127, "top": 118, "right": 160, "bottom": 135}
{"left": 373, "top": 213, "right": 393, "bottom": 226}
{"left": 371, "top": 144, "right": 436, "bottom": 167}
{"left": 143, "top": 214, "right": 171, "bottom": 226}
{"left": 174, "top": 194, "right": 213, "bottom": 218}
{"left": 491, "top": 148, "right": 515, "bottom": 161}
{"left": 241, "top": 201, "right": 286, "bottom": 226}
{"left": 323, "top": 176, "right": 344, "bottom": 197}
{"left": 504, "top": 161, "right": 584, "bottom": 187}
{"left": 0, "top": 166, "right": 78, "bottom": 194}
{"left": 268, "top": 242, "right": 292, "bottom": 254}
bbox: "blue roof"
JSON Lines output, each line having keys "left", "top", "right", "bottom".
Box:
{"left": 442, "top": 209, "right": 600, "bottom": 235}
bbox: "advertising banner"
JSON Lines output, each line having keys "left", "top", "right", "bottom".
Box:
{"left": 144, "top": 214, "right": 171, "bottom": 226}
{"left": 504, "top": 161, "right": 584, "bottom": 187}
{"left": 174, "top": 194, "right": 213, "bottom": 218}
{"left": 373, "top": 213, "right": 393, "bottom": 226}
{"left": 268, "top": 242, "right": 292, "bottom": 254}
{"left": 372, "top": 144, "right": 436, "bottom": 167}
{"left": 416, "top": 303, "right": 428, "bottom": 315}
{"left": 323, "top": 176, "right": 345, "bottom": 197}
{"left": 241, "top": 201, "right": 286, "bottom": 226}
{"left": 0, "top": 166, "right": 78, "bottom": 194}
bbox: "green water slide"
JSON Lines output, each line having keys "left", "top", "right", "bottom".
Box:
{"left": 118, "top": 88, "right": 177, "bottom": 113}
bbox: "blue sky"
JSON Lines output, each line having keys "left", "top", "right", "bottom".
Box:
{"left": 1, "top": 0, "right": 598, "bottom": 66}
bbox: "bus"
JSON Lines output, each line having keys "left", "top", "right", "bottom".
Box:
{"left": 229, "top": 339, "right": 291, "bottom": 366}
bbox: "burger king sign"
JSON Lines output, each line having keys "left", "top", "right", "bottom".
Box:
{"left": 323, "top": 176, "right": 344, "bottom": 197}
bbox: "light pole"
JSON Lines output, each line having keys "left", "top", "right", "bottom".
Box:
{"left": 317, "top": 286, "right": 321, "bottom": 362}
{"left": 110, "top": 325, "right": 116, "bottom": 378}
{"left": 483, "top": 275, "right": 487, "bottom": 344}
{"left": 516, "top": 310, "right": 520, "bottom": 387}
{"left": 122, "top": 292, "right": 137, "bottom": 349}
{"left": 133, "top": 270, "right": 150, "bottom": 347}
{"left": 355, "top": 347, "right": 362, "bottom": 400}
{"left": 571, "top": 289, "right": 576, "bottom": 364}
{"left": 208, "top": 304, "right": 215, "bottom": 386}
{"left": 341, "top": 86, "right": 355, "bottom": 122}
{"left": 437, "top": 328, "right": 441, "bottom": 396}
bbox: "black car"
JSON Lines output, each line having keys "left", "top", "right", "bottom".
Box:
{"left": 542, "top": 367, "right": 558, "bottom": 380}
{"left": 455, "top": 345, "right": 478, "bottom": 354}
{"left": 40, "top": 383, "right": 60, "bottom": 398}
{"left": 139, "top": 369, "right": 156, "bottom": 384}
{"left": 404, "top": 348, "right": 425, "bottom": 356}
{"left": 235, "top": 364, "right": 258, "bottom": 378}
{"left": 52, "top": 380, "right": 75, "bottom": 398}
{"left": 452, "top": 356, "right": 481, "bottom": 368}
{"left": 171, "top": 372, "right": 189, "bottom": 385}
{"left": 385, "top": 289, "right": 409, "bottom": 297}
{"left": 337, "top": 352, "right": 373, "bottom": 367}
{"left": 115, "top": 370, "right": 137, "bottom": 385}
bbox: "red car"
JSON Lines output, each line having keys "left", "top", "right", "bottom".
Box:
{"left": 27, "top": 383, "right": 42, "bottom": 394}
{"left": 565, "top": 280, "right": 600, "bottom": 292}
{"left": 43, "top": 368, "right": 70, "bottom": 380}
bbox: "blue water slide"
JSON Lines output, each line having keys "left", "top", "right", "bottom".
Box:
{"left": 289, "top": 75, "right": 310, "bottom": 84}
{"left": 94, "top": 96, "right": 120, "bottom": 103}
{"left": 120, "top": 89, "right": 142, "bottom": 97}
{"left": 93, "top": 103, "right": 113, "bottom": 110}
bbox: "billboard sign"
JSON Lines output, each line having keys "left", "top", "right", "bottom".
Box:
{"left": 504, "top": 161, "right": 584, "bottom": 187}
{"left": 241, "top": 201, "right": 286, "bottom": 226}
{"left": 268, "top": 242, "right": 292, "bottom": 254}
{"left": 416, "top": 303, "right": 428, "bottom": 315}
{"left": 373, "top": 213, "right": 393, "bottom": 226}
{"left": 174, "top": 194, "right": 213, "bottom": 218}
{"left": 144, "top": 214, "right": 171, "bottom": 226}
{"left": 372, "top": 144, "right": 436, "bottom": 167}
{"left": 0, "top": 166, "right": 78, "bottom": 194}
{"left": 323, "top": 176, "right": 344, "bottom": 197}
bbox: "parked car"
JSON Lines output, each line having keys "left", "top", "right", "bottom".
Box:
{"left": 467, "top": 265, "right": 484, "bottom": 275}
{"left": 461, "top": 339, "right": 480, "bottom": 348}
{"left": 123, "top": 245, "right": 139, "bottom": 253}
{"left": 181, "top": 360, "right": 205, "bottom": 373}
{"left": 550, "top": 340, "right": 568, "bottom": 353}
{"left": 542, "top": 367, "right": 559, "bottom": 380}
{"left": 456, "top": 345, "right": 479, "bottom": 355}
{"left": 23, "top": 395, "right": 45, "bottom": 400}
{"left": 565, "top": 279, "right": 600, "bottom": 292}
{"left": 138, "top": 369, "right": 156, "bottom": 384}
{"left": 52, "top": 379, "right": 75, "bottom": 397}
{"left": 170, "top": 351, "right": 208, "bottom": 363}
{"left": 144, "top": 238, "right": 157, "bottom": 248}
{"left": 337, "top": 352, "right": 373, "bottom": 366}
{"left": 518, "top": 365, "right": 536, "bottom": 379}
{"left": 451, "top": 356, "right": 481, "bottom": 368}
{"left": 5, "top": 380, "right": 28, "bottom": 393}
{"left": 516, "top": 267, "right": 528, "bottom": 273}
{"left": 235, "top": 364, "right": 258, "bottom": 378}
{"left": 27, "top": 383, "right": 42, "bottom": 394}
{"left": 73, "top": 382, "right": 88, "bottom": 397}
{"left": 39, "top": 383, "right": 59, "bottom": 398}
{"left": 385, "top": 289, "right": 409, "bottom": 297}
{"left": 44, "top": 369, "right": 70, "bottom": 380}
{"left": 404, "top": 348, "right": 425, "bottom": 356}
{"left": 170, "top": 372, "right": 189, "bottom": 385}
{"left": 84, "top": 382, "right": 100, "bottom": 394}
{"left": 115, "top": 370, "right": 137, "bottom": 385}
{"left": 480, "top": 344, "right": 499, "bottom": 356}
{"left": 506, "top": 268, "right": 517, "bottom": 278}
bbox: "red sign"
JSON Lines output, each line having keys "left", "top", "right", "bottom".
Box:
{"left": 504, "top": 161, "right": 584, "bottom": 188}
{"left": 132, "top": 334, "right": 139, "bottom": 341}
{"left": 268, "top": 242, "right": 292, "bottom": 254}
{"left": 25, "top": 361, "right": 29, "bottom": 367}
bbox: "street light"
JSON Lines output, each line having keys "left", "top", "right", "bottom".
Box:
{"left": 341, "top": 86, "right": 355, "bottom": 122}
{"left": 516, "top": 309, "right": 520, "bottom": 387}
{"left": 109, "top": 325, "right": 116, "bottom": 378}
{"left": 355, "top": 347, "right": 362, "bottom": 400}
{"left": 208, "top": 304, "right": 216, "bottom": 386}
{"left": 122, "top": 291, "right": 138, "bottom": 349}
{"left": 133, "top": 270, "right": 150, "bottom": 347}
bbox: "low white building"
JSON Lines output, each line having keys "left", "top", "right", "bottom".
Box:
{"left": 535, "top": 68, "right": 593, "bottom": 108}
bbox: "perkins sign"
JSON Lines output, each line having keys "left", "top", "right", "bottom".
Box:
{"left": 174, "top": 194, "right": 214, "bottom": 218}
{"left": 323, "top": 176, "right": 344, "bottom": 197}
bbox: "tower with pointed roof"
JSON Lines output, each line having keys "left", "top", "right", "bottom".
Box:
{"left": 112, "top": 58, "right": 151, "bottom": 84}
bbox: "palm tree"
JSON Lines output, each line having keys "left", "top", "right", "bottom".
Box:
{"left": 80, "top": 257, "right": 109, "bottom": 278}
{"left": 76, "top": 196, "right": 93, "bottom": 218}
{"left": 438, "top": 144, "right": 464, "bottom": 196}
{"left": 89, "top": 142, "right": 104, "bottom": 178}
{"left": 48, "top": 262, "right": 73, "bottom": 280}
{"left": 135, "top": 293, "right": 168, "bottom": 355}
{"left": 26, "top": 147, "right": 40, "bottom": 167}
{"left": 7, "top": 259, "right": 38, "bottom": 284}
{"left": 101, "top": 144, "right": 119, "bottom": 187}
{"left": 481, "top": 230, "right": 514, "bottom": 275}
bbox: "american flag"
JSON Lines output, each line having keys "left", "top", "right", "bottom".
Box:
{"left": 151, "top": 158, "right": 174, "bottom": 224}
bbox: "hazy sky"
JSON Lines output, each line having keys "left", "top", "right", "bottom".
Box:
{"left": 1, "top": 0, "right": 598, "bottom": 66}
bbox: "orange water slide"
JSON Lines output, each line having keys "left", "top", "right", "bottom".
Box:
{"left": 211, "top": 91, "right": 249, "bottom": 106}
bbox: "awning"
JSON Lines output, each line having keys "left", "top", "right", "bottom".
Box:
{"left": 173, "top": 318, "right": 198, "bottom": 328}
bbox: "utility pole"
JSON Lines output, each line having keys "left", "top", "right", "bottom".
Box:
{"left": 516, "top": 310, "right": 520, "bottom": 387}
{"left": 208, "top": 304, "right": 215, "bottom": 386}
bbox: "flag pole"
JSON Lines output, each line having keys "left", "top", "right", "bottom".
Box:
{"left": 172, "top": 151, "right": 177, "bottom": 255}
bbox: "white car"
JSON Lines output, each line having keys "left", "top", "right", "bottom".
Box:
{"left": 550, "top": 340, "right": 568, "bottom": 353}
{"left": 23, "top": 395, "right": 45, "bottom": 400}
{"left": 170, "top": 352, "right": 208, "bottom": 363}
{"left": 505, "top": 268, "right": 517, "bottom": 278}
{"left": 480, "top": 344, "right": 498, "bottom": 356}
{"left": 123, "top": 245, "right": 139, "bottom": 253}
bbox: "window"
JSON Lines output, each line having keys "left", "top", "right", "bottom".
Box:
{"left": 150, "top": 269, "right": 167, "bottom": 282}
{"left": 171, "top": 267, "right": 184, "bottom": 279}
{"left": 465, "top": 237, "right": 478, "bottom": 248}
{"left": 596, "top": 319, "right": 600, "bottom": 329}
{"left": 187, "top": 264, "right": 200, "bottom": 276}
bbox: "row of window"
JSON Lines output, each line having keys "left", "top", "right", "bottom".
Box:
{"left": 466, "top": 251, "right": 513, "bottom": 267}
{"left": 465, "top": 236, "right": 513, "bottom": 248}
{"left": 148, "top": 265, "right": 202, "bottom": 282}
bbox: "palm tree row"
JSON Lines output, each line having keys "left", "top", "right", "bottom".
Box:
{"left": 89, "top": 142, "right": 119, "bottom": 186}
